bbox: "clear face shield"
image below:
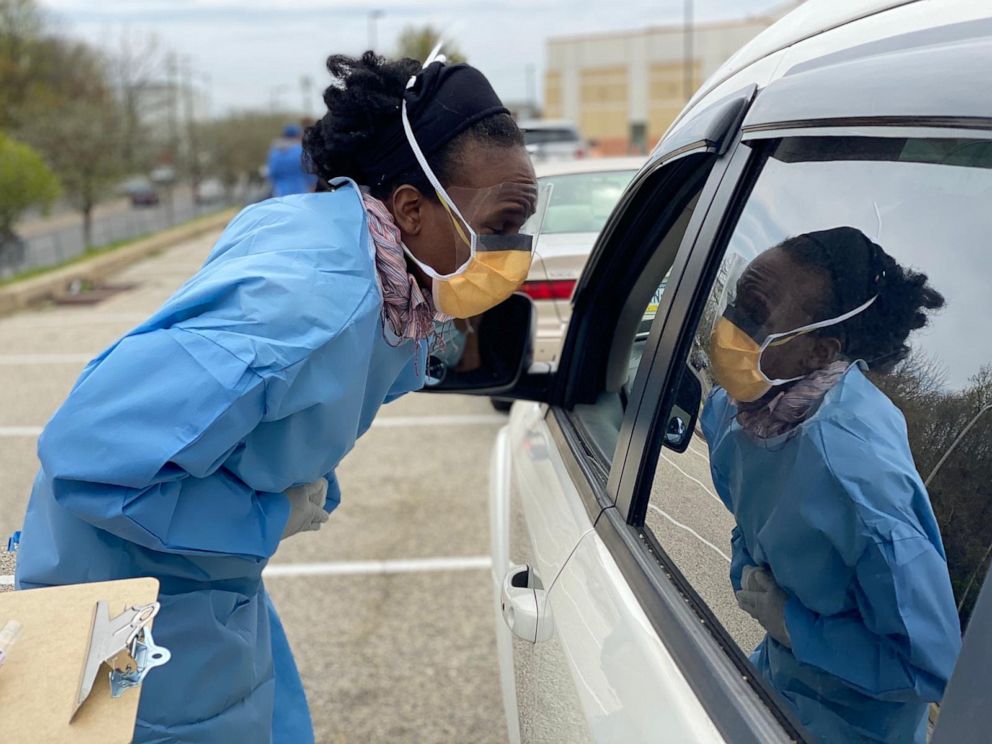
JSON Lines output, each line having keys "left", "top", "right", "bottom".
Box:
{"left": 434, "top": 182, "right": 553, "bottom": 277}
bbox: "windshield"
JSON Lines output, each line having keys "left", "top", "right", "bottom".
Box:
{"left": 539, "top": 170, "right": 637, "bottom": 234}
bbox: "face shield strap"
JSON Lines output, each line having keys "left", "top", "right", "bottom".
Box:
{"left": 401, "top": 97, "right": 477, "bottom": 246}
{"left": 435, "top": 190, "right": 472, "bottom": 248}
{"left": 759, "top": 294, "right": 879, "bottom": 350}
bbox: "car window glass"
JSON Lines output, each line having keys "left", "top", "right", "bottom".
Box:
{"left": 541, "top": 171, "right": 638, "bottom": 235}
{"left": 644, "top": 136, "right": 992, "bottom": 744}
{"left": 570, "top": 175, "right": 704, "bottom": 464}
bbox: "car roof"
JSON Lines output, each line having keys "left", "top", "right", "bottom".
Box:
{"left": 653, "top": 0, "right": 992, "bottom": 163}
{"left": 534, "top": 157, "right": 647, "bottom": 178}
{"left": 518, "top": 120, "right": 580, "bottom": 131}
{"left": 704, "top": 0, "right": 919, "bottom": 106}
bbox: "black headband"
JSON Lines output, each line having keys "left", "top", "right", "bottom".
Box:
{"left": 364, "top": 61, "right": 510, "bottom": 187}
{"left": 803, "top": 226, "right": 885, "bottom": 326}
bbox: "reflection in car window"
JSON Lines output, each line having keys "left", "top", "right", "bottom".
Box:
{"left": 540, "top": 171, "right": 637, "bottom": 235}
{"left": 645, "top": 137, "right": 992, "bottom": 744}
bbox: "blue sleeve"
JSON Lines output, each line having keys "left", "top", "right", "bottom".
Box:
{"left": 785, "top": 535, "right": 961, "bottom": 702}
{"left": 730, "top": 526, "right": 756, "bottom": 592}
{"left": 39, "top": 327, "right": 289, "bottom": 559}
{"left": 324, "top": 471, "right": 342, "bottom": 513}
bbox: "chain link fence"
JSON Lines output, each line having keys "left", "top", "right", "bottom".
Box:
{"left": 4, "top": 186, "right": 266, "bottom": 281}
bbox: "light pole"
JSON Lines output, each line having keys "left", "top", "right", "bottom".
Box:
{"left": 683, "top": 0, "right": 694, "bottom": 102}
{"left": 300, "top": 76, "right": 315, "bottom": 119}
{"left": 367, "top": 10, "right": 384, "bottom": 52}
{"left": 269, "top": 84, "right": 290, "bottom": 114}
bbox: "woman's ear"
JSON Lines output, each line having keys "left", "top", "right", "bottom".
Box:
{"left": 389, "top": 185, "right": 425, "bottom": 235}
{"left": 807, "top": 336, "right": 843, "bottom": 372}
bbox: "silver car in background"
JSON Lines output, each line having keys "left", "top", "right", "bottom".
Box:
{"left": 523, "top": 157, "right": 646, "bottom": 363}
{"left": 519, "top": 120, "right": 587, "bottom": 162}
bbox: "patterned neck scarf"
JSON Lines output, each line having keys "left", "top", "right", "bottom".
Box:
{"left": 736, "top": 360, "right": 850, "bottom": 439}
{"left": 361, "top": 190, "right": 444, "bottom": 343}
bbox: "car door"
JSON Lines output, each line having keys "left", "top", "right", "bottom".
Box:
{"left": 492, "top": 89, "right": 756, "bottom": 743}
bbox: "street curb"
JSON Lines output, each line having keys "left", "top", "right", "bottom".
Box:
{"left": 0, "top": 208, "right": 237, "bottom": 318}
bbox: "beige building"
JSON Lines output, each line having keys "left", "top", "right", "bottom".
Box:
{"left": 544, "top": 3, "right": 800, "bottom": 155}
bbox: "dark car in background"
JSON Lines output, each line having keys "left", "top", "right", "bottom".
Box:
{"left": 121, "top": 177, "right": 160, "bottom": 208}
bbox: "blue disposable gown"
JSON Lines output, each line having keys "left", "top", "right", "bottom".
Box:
{"left": 15, "top": 180, "right": 426, "bottom": 743}
{"left": 701, "top": 364, "right": 961, "bottom": 744}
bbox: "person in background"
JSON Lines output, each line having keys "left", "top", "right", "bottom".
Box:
{"left": 267, "top": 123, "right": 318, "bottom": 196}
{"left": 703, "top": 227, "right": 961, "bottom": 743}
{"left": 15, "top": 51, "right": 538, "bottom": 743}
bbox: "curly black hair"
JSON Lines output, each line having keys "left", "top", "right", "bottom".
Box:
{"left": 779, "top": 228, "right": 945, "bottom": 374}
{"left": 302, "top": 51, "right": 523, "bottom": 199}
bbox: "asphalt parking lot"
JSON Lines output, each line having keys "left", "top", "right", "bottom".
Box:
{"left": 0, "top": 231, "right": 510, "bottom": 744}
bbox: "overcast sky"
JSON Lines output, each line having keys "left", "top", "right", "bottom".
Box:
{"left": 39, "top": 0, "right": 786, "bottom": 116}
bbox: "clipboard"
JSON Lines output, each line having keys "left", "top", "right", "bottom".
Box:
{"left": 0, "top": 578, "right": 162, "bottom": 744}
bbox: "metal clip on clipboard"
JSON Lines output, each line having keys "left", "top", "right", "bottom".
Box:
{"left": 72, "top": 601, "right": 171, "bottom": 721}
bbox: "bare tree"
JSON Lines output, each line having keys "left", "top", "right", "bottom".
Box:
{"left": 395, "top": 25, "right": 466, "bottom": 64}
{"left": 23, "top": 92, "right": 125, "bottom": 247}
{"left": 110, "top": 30, "right": 165, "bottom": 174}
{"left": 200, "top": 110, "right": 294, "bottom": 200}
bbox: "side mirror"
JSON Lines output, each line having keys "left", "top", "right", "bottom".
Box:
{"left": 421, "top": 293, "right": 548, "bottom": 400}
{"left": 663, "top": 365, "right": 702, "bottom": 453}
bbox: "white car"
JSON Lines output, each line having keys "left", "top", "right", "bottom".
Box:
{"left": 523, "top": 158, "right": 645, "bottom": 364}
{"left": 194, "top": 178, "right": 227, "bottom": 206}
{"left": 426, "top": 1, "right": 992, "bottom": 742}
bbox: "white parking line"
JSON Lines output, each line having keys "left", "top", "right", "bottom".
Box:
{"left": 686, "top": 442, "right": 711, "bottom": 464}
{"left": 0, "top": 354, "right": 93, "bottom": 365}
{"left": 0, "top": 427, "right": 42, "bottom": 437}
{"left": 0, "top": 313, "right": 146, "bottom": 328}
{"left": 264, "top": 555, "right": 491, "bottom": 578}
{"left": 0, "top": 415, "right": 506, "bottom": 439}
{"left": 661, "top": 453, "right": 723, "bottom": 506}
{"left": 649, "top": 505, "right": 731, "bottom": 564}
{"left": 0, "top": 556, "right": 493, "bottom": 586}
{"left": 372, "top": 415, "right": 506, "bottom": 428}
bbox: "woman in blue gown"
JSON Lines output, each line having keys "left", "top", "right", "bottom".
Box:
{"left": 15, "top": 52, "right": 538, "bottom": 742}
{"left": 704, "top": 227, "right": 961, "bottom": 743}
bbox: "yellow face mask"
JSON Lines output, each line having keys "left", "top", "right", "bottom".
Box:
{"left": 429, "top": 232, "right": 534, "bottom": 318}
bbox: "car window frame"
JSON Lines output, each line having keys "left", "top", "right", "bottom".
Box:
{"left": 619, "top": 119, "right": 992, "bottom": 743}
{"left": 540, "top": 149, "right": 726, "bottom": 527}
{"left": 549, "top": 86, "right": 755, "bottom": 496}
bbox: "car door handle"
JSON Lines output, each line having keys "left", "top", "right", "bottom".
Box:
{"left": 501, "top": 564, "right": 554, "bottom": 643}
